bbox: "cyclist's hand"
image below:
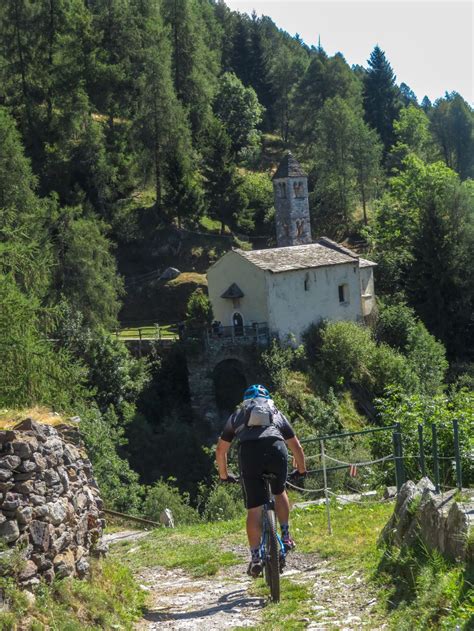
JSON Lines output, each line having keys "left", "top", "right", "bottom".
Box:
{"left": 220, "top": 473, "right": 239, "bottom": 484}
{"left": 288, "top": 469, "right": 307, "bottom": 482}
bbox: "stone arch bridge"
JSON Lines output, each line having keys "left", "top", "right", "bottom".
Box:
{"left": 185, "top": 337, "right": 266, "bottom": 431}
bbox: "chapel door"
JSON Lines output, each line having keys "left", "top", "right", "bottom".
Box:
{"left": 232, "top": 312, "right": 244, "bottom": 337}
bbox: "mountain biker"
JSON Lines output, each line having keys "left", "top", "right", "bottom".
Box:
{"left": 215, "top": 384, "right": 307, "bottom": 578}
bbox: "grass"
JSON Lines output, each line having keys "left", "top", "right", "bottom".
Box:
{"left": 291, "top": 500, "right": 393, "bottom": 572}
{"left": 117, "top": 323, "right": 178, "bottom": 340}
{"left": 0, "top": 559, "right": 145, "bottom": 630}
{"left": 0, "top": 407, "right": 71, "bottom": 430}
{"left": 248, "top": 579, "right": 314, "bottom": 630}
{"left": 109, "top": 518, "right": 246, "bottom": 577}
{"left": 166, "top": 272, "right": 207, "bottom": 287}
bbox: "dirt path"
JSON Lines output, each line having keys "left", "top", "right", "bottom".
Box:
{"left": 109, "top": 532, "right": 387, "bottom": 630}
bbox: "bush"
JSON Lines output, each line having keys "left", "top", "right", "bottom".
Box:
{"left": 143, "top": 481, "right": 200, "bottom": 525}
{"left": 185, "top": 288, "right": 213, "bottom": 325}
{"left": 375, "top": 302, "right": 447, "bottom": 395}
{"left": 372, "top": 387, "right": 473, "bottom": 487}
{"left": 203, "top": 482, "right": 244, "bottom": 522}
{"left": 79, "top": 405, "right": 144, "bottom": 514}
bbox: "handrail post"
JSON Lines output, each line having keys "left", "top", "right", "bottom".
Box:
{"left": 392, "top": 430, "right": 400, "bottom": 491}
{"left": 396, "top": 422, "right": 405, "bottom": 486}
{"left": 418, "top": 424, "right": 426, "bottom": 477}
{"left": 431, "top": 423, "right": 440, "bottom": 493}
{"left": 321, "top": 440, "right": 332, "bottom": 535}
{"left": 453, "top": 419, "right": 462, "bottom": 491}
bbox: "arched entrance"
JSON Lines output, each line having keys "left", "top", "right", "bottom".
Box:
{"left": 213, "top": 358, "right": 247, "bottom": 420}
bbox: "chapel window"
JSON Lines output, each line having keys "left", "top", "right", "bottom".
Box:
{"left": 338, "top": 284, "right": 349, "bottom": 304}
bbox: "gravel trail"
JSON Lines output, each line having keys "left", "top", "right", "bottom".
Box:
{"left": 109, "top": 531, "right": 387, "bottom": 630}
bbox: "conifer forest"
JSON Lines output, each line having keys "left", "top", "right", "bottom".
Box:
{"left": 0, "top": 0, "right": 473, "bottom": 512}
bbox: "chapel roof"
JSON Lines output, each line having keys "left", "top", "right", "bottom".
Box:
{"left": 272, "top": 152, "right": 307, "bottom": 180}
{"left": 234, "top": 240, "right": 376, "bottom": 273}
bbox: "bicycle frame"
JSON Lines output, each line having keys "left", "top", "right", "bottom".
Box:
{"left": 259, "top": 477, "right": 286, "bottom": 582}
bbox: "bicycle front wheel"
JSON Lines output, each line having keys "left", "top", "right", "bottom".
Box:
{"left": 263, "top": 508, "right": 280, "bottom": 603}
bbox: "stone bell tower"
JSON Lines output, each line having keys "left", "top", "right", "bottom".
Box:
{"left": 272, "top": 152, "right": 312, "bottom": 247}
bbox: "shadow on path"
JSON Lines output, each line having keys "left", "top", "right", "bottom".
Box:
{"left": 143, "top": 588, "right": 265, "bottom": 623}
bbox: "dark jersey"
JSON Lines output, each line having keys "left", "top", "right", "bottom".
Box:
{"left": 220, "top": 400, "right": 295, "bottom": 444}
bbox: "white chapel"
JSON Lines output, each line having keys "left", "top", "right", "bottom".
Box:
{"left": 207, "top": 153, "right": 376, "bottom": 343}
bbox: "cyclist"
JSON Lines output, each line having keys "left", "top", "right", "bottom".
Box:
{"left": 216, "top": 384, "right": 307, "bottom": 578}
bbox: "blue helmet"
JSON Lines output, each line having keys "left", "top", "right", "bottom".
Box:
{"left": 243, "top": 384, "right": 271, "bottom": 400}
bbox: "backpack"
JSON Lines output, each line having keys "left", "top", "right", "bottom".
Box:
{"left": 236, "top": 399, "right": 274, "bottom": 431}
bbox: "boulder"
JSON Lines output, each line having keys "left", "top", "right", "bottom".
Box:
{"left": 381, "top": 479, "right": 473, "bottom": 562}
{"left": 159, "top": 508, "right": 175, "bottom": 528}
{"left": 159, "top": 267, "right": 181, "bottom": 281}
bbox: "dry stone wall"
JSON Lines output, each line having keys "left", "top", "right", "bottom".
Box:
{"left": 0, "top": 419, "right": 105, "bottom": 588}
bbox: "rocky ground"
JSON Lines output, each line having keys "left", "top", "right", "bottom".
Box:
{"left": 108, "top": 532, "right": 387, "bottom": 630}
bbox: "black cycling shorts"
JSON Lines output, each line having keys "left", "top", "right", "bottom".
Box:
{"left": 238, "top": 438, "right": 288, "bottom": 509}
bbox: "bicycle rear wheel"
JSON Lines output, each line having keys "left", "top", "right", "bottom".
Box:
{"left": 263, "top": 508, "right": 280, "bottom": 603}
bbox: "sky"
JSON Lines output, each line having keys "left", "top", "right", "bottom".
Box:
{"left": 225, "top": 1, "right": 473, "bottom": 104}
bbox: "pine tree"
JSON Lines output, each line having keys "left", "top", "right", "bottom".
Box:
{"left": 203, "top": 122, "right": 247, "bottom": 233}
{"left": 363, "top": 46, "right": 401, "bottom": 155}
{"left": 132, "top": 3, "right": 190, "bottom": 213}
{"left": 161, "top": 0, "right": 218, "bottom": 137}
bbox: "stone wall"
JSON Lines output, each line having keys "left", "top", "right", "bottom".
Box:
{"left": 0, "top": 419, "right": 105, "bottom": 588}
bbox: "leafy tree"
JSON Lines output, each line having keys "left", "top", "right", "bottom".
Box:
{"left": 390, "top": 104, "right": 432, "bottom": 166}
{"left": 430, "top": 92, "right": 474, "bottom": 180}
{"left": 308, "top": 97, "right": 383, "bottom": 232}
{"left": 239, "top": 171, "right": 274, "bottom": 235}
{"left": 363, "top": 46, "right": 401, "bottom": 154}
{"left": 79, "top": 404, "right": 144, "bottom": 513}
{"left": 213, "top": 72, "right": 264, "bottom": 158}
{"left": 369, "top": 156, "right": 474, "bottom": 358}
{"left": 375, "top": 302, "right": 447, "bottom": 394}
{"left": 351, "top": 116, "right": 384, "bottom": 224}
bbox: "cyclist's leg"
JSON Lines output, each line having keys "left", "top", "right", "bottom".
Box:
{"left": 239, "top": 441, "right": 266, "bottom": 576}
{"left": 266, "top": 440, "right": 296, "bottom": 550}
{"left": 246, "top": 506, "right": 262, "bottom": 548}
{"left": 274, "top": 491, "right": 290, "bottom": 525}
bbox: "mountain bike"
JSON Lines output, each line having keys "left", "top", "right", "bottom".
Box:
{"left": 260, "top": 473, "right": 286, "bottom": 603}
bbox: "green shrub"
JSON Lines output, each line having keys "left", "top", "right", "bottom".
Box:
{"left": 203, "top": 482, "right": 245, "bottom": 522}
{"left": 143, "top": 480, "right": 200, "bottom": 525}
{"left": 185, "top": 288, "right": 213, "bottom": 325}
{"left": 372, "top": 387, "right": 473, "bottom": 486}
